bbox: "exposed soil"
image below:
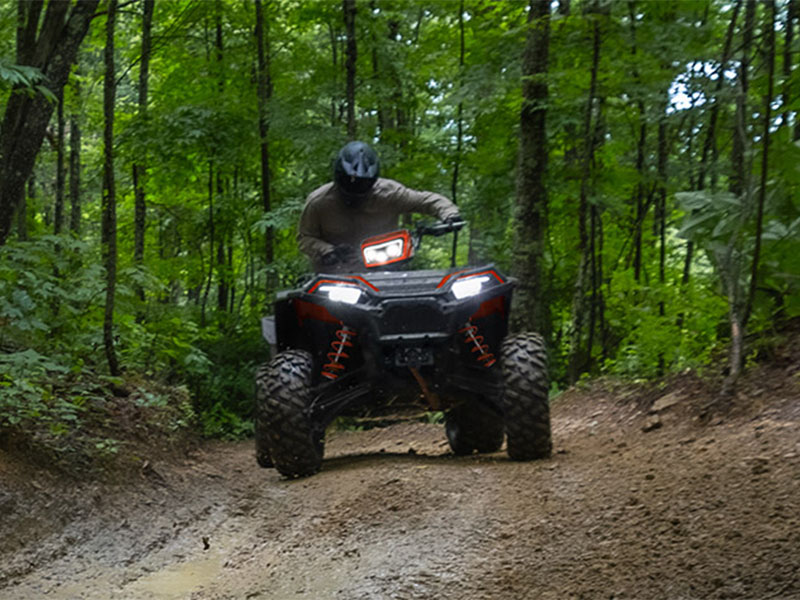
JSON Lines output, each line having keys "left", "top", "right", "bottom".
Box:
{"left": 1, "top": 360, "right": 799, "bottom": 599}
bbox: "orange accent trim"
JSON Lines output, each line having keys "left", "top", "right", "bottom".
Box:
{"left": 309, "top": 276, "right": 380, "bottom": 293}
{"left": 439, "top": 269, "right": 505, "bottom": 289}
{"left": 351, "top": 275, "right": 380, "bottom": 292}
{"left": 294, "top": 299, "right": 341, "bottom": 325}
{"left": 309, "top": 279, "right": 360, "bottom": 294}
{"left": 437, "top": 269, "right": 468, "bottom": 288}
{"left": 470, "top": 295, "right": 506, "bottom": 320}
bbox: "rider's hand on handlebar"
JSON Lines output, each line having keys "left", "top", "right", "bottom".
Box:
{"left": 333, "top": 244, "right": 359, "bottom": 262}
{"left": 444, "top": 214, "right": 465, "bottom": 230}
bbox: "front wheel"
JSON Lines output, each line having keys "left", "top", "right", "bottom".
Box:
{"left": 254, "top": 350, "right": 324, "bottom": 478}
{"left": 501, "top": 333, "right": 552, "bottom": 460}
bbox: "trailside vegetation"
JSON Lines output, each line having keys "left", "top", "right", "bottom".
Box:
{"left": 1, "top": 0, "right": 798, "bottom": 451}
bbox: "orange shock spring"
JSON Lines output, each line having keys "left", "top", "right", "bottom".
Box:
{"left": 459, "top": 322, "right": 496, "bottom": 367}
{"left": 321, "top": 326, "right": 357, "bottom": 380}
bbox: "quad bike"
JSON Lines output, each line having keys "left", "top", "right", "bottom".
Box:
{"left": 255, "top": 220, "right": 551, "bottom": 478}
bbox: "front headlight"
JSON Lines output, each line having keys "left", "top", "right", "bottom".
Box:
{"left": 451, "top": 275, "right": 491, "bottom": 299}
{"left": 364, "top": 238, "right": 405, "bottom": 266}
{"left": 317, "top": 284, "right": 362, "bottom": 304}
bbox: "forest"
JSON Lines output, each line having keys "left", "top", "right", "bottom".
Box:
{"left": 1, "top": 0, "right": 799, "bottom": 446}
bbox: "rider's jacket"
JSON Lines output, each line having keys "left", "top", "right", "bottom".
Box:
{"left": 297, "top": 177, "right": 459, "bottom": 273}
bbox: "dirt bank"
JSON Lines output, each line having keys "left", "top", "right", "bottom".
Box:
{"left": 1, "top": 371, "right": 799, "bottom": 599}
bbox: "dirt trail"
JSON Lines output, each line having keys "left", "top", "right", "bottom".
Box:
{"left": 1, "top": 380, "right": 799, "bottom": 600}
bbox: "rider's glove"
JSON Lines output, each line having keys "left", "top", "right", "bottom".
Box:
{"left": 333, "top": 244, "right": 359, "bottom": 262}
{"left": 321, "top": 244, "right": 358, "bottom": 267}
{"left": 444, "top": 213, "right": 464, "bottom": 230}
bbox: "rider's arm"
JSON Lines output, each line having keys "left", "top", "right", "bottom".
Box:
{"left": 297, "top": 198, "right": 335, "bottom": 266}
{"left": 384, "top": 179, "right": 461, "bottom": 221}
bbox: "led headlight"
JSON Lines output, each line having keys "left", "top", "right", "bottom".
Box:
{"left": 363, "top": 238, "right": 405, "bottom": 266}
{"left": 451, "top": 275, "right": 490, "bottom": 299}
{"left": 318, "top": 284, "right": 362, "bottom": 304}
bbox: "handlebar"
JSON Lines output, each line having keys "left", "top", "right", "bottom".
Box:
{"left": 415, "top": 219, "right": 466, "bottom": 237}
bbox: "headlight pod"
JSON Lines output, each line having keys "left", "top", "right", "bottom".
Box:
{"left": 361, "top": 230, "right": 412, "bottom": 268}
{"left": 451, "top": 275, "right": 491, "bottom": 299}
{"left": 364, "top": 239, "right": 404, "bottom": 266}
{"left": 317, "top": 284, "right": 362, "bottom": 304}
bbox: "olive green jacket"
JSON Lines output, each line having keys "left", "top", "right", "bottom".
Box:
{"left": 297, "top": 177, "right": 460, "bottom": 272}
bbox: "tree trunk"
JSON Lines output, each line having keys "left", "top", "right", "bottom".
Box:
{"left": 510, "top": 0, "right": 551, "bottom": 339}
{"left": 0, "top": 0, "right": 99, "bottom": 245}
{"left": 214, "top": 6, "right": 228, "bottom": 314}
{"left": 255, "top": 0, "right": 275, "bottom": 297}
{"left": 744, "top": 0, "right": 775, "bottom": 331}
{"left": 720, "top": 0, "right": 756, "bottom": 397}
{"left": 784, "top": 0, "right": 794, "bottom": 130}
{"left": 567, "top": 11, "right": 601, "bottom": 384}
{"left": 201, "top": 163, "right": 214, "bottom": 327}
{"left": 682, "top": 0, "right": 742, "bottom": 285}
{"left": 54, "top": 91, "right": 65, "bottom": 235}
{"left": 450, "top": 0, "right": 466, "bottom": 268}
{"left": 133, "top": 0, "right": 154, "bottom": 297}
{"left": 627, "top": 2, "right": 646, "bottom": 283}
{"left": 69, "top": 78, "right": 82, "bottom": 236}
{"left": 102, "top": 0, "right": 120, "bottom": 376}
{"left": 343, "top": 0, "right": 357, "bottom": 139}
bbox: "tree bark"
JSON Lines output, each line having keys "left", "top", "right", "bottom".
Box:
{"left": 133, "top": 0, "right": 154, "bottom": 296}
{"left": 567, "top": 10, "right": 601, "bottom": 384}
{"left": 343, "top": 0, "right": 357, "bottom": 139}
{"left": 54, "top": 91, "right": 65, "bottom": 235}
{"left": 102, "top": 0, "right": 120, "bottom": 376}
{"left": 0, "top": 0, "right": 99, "bottom": 245}
{"left": 720, "top": 0, "right": 756, "bottom": 397}
{"left": 510, "top": 0, "right": 551, "bottom": 338}
{"left": 784, "top": 0, "right": 794, "bottom": 129}
{"left": 744, "top": 0, "right": 775, "bottom": 330}
{"left": 255, "top": 0, "right": 275, "bottom": 297}
{"left": 69, "top": 78, "right": 82, "bottom": 236}
{"left": 682, "top": 0, "right": 742, "bottom": 285}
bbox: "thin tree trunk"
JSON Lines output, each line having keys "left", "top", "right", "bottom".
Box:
{"left": 720, "top": 0, "right": 756, "bottom": 397}
{"left": 343, "top": 0, "right": 357, "bottom": 139}
{"left": 451, "top": 0, "right": 465, "bottom": 206}
{"left": 69, "top": 78, "right": 82, "bottom": 236}
{"left": 54, "top": 91, "right": 65, "bottom": 235}
{"left": 682, "top": 0, "right": 742, "bottom": 285}
{"left": 568, "top": 11, "right": 601, "bottom": 384}
{"left": 255, "top": 0, "right": 275, "bottom": 297}
{"left": 0, "top": 0, "right": 99, "bottom": 245}
{"left": 744, "top": 0, "right": 775, "bottom": 330}
{"left": 133, "top": 0, "right": 154, "bottom": 300}
{"left": 510, "top": 0, "right": 551, "bottom": 338}
{"left": 627, "top": 2, "right": 646, "bottom": 283}
{"left": 102, "top": 0, "right": 120, "bottom": 376}
{"left": 17, "top": 177, "right": 31, "bottom": 241}
{"left": 450, "top": 0, "right": 465, "bottom": 268}
{"left": 214, "top": 4, "right": 228, "bottom": 314}
{"left": 201, "top": 162, "right": 214, "bottom": 327}
{"left": 328, "top": 21, "right": 339, "bottom": 127}
{"left": 784, "top": 0, "right": 794, "bottom": 129}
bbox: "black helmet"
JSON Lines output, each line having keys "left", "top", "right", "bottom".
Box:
{"left": 334, "top": 141, "right": 380, "bottom": 205}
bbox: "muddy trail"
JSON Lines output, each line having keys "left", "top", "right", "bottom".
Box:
{"left": 1, "top": 374, "right": 799, "bottom": 600}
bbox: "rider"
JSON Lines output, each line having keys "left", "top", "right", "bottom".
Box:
{"left": 297, "top": 141, "right": 461, "bottom": 272}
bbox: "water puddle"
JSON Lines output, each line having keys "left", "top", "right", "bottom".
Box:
{"left": 125, "top": 552, "right": 225, "bottom": 599}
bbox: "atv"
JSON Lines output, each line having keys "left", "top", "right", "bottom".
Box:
{"left": 255, "top": 220, "right": 551, "bottom": 478}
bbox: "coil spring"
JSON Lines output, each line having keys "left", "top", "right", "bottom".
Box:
{"left": 321, "top": 326, "right": 357, "bottom": 380}
{"left": 459, "top": 322, "right": 496, "bottom": 367}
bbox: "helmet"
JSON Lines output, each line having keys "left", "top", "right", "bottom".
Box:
{"left": 333, "top": 141, "right": 380, "bottom": 205}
